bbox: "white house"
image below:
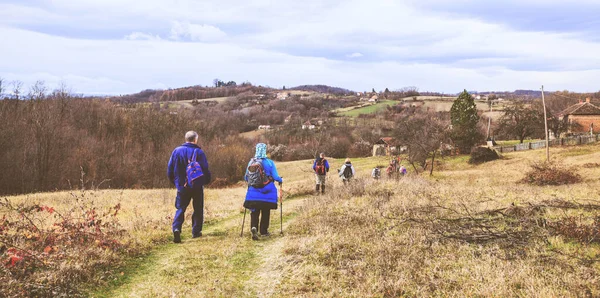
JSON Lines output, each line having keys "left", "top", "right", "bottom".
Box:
{"left": 277, "top": 92, "right": 289, "bottom": 100}
{"left": 302, "top": 120, "right": 316, "bottom": 130}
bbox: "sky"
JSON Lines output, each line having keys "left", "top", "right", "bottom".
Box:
{"left": 1, "top": 0, "right": 600, "bottom": 95}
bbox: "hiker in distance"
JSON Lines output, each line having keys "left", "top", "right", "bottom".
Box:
{"left": 339, "top": 158, "right": 356, "bottom": 184}
{"left": 244, "top": 143, "right": 283, "bottom": 240}
{"left": 371, "top": 167, "right": 381, "bottom": 180}
{"left": 167, "top": 131, "right": 211, "bottom": 243}
{"left": 399, "top": 165, "right": 407, "bottom": 176}
{"left": 313, "top": 152, "right": 330, "bottom": 194}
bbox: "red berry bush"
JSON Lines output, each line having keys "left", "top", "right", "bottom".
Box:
{"left": 0, "top": 192, "right": 126, "bottom": 297}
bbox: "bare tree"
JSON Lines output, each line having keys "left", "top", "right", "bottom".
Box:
{"left": 395, "top": 111, "right": 450, "bottom": 175}
{"left": 11, "top": 80, "right": 23, "bottom": 100}
{"left": 496, "top": 101, "right": 544, "bottom": 143}
{"left": 29, "top": 80, "right": 47, "bottom": 100}
{"left": 0, "top": 77, "right": 4, "bottom": 98}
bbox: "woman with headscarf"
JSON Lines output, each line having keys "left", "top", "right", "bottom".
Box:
{"left": 243, "top": 143, "right": 283, "bottom": 240}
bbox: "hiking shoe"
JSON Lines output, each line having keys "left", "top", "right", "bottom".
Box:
{"left": 261, "top": 232, "right": 271, "bottom": 237}
{"left": 251, "top": 227, "right": 259, "bottom": 241}
{"left": 173, "top": 230, "right": 181, "bottom": 243}
{"left": 192, "top": 232, "right": 202, "bottom": 238}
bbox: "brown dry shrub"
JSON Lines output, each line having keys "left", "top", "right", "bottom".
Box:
{"left": 520, "top": 161, "right": 581, "bottom": 186}
{"left": 549, "top": 216, "right": 600, "bottom": 244}
{"left": 468, "top": 147, "right": 500, "bottom": 164}
{"left": 0, "top": 193, "right": 134, "bottom": 297}
{"left": 582, "top": 163, "right": 600, "bottom": 168}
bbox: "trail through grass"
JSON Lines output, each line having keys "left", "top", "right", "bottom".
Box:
{"left": 93, "top": 194, "right": 306, "bottom": 297}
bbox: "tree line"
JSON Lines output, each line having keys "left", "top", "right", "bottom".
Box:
{"left": 0, "top": 84, "right": 264, "bottom": 195}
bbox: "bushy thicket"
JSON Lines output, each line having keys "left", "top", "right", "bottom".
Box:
{"left": 520, "top": 161, "right": 582, "bottom": 186}
{"left": 0, "top": 94, "right": 255, "bottom": 195}
{"left": 263, "top": 120, "right": 374, "bottom": 161}
{"left": 113, "top": 83, "right": 271, "bottom": 104}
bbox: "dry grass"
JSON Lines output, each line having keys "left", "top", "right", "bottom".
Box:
{"left": 3, "top": 145, "right": 600, "bottom": 296}
{"left": 277, "top": 144, "right": 600, "bottom": 297}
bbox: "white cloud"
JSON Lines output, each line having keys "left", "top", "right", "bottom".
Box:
{"left": 1, "top": 0, "right": 600, "bottom": 93}
{"left": 169, "top": 21, "right": 227, "bottom": 42}
{"left": 124, "top": 32, "right": 161, "bottom": 41}
{"left": 347, "top": 52, "right": 363, "bottom": 58}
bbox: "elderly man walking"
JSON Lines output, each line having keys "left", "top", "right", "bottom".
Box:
{"left": 167, "top": 131, "right": 211, "bottom": 243}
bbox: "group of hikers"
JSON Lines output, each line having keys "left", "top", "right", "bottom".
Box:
{"left": 167, "top": 131, "right": 406, "bottom": 242}
{"left": 373, "top": 156, "right": 407, "bottom": 179}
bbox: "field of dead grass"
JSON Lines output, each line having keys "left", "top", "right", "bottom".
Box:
{"left": 277, "top": 144, "right": 600, "bottom": 297}
{"left": 3, "top": 145, "right": 600, "bottom": 296}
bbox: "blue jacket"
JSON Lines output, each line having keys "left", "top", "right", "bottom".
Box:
{"left": 244, "top": 158, "right": 283, "bottom": 204}
{"left": 312, "top": 157, "right": 330, "bottom": 175}
{"left": 167, "top": 143, "right": 211, "bottom": 191}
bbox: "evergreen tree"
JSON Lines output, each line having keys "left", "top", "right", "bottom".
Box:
{"left": 450, "top": 89, "right": 482, "bottom": 153}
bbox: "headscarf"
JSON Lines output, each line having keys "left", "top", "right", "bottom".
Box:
{"left": 255, "top": 143, "right": 267, "bottom": 159}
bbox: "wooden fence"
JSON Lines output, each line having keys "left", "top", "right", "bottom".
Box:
{"left": 493, "top": 135, "right": 600, "bottom": 153}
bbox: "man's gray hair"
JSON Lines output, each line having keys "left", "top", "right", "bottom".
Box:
{"left": 185, "top": 131, "right": 198, "bottom": 142}
{"left": 320, "top": 152, "right": 325, "bottom": 158}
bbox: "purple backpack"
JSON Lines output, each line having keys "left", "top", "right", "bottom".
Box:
{"left": 185, "top": 150, "right": 204, "bottom": 188}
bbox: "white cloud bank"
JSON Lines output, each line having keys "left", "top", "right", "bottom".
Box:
{"left": 169, "top": 21, "right": 227, "bottom": 42}
{"left": 347, "top": 53, "right": 364, "bottom": 58}
{"left": 0, "top": 0, "right": 600, "bottom": 94}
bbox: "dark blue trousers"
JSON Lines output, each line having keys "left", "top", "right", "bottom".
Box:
{"left": 172, "top": 187, "right": 204, "bottom": 236}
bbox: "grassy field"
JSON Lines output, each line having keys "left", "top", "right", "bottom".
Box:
{"left": 338, "top": 99, "right": 502, "bottom": 118}
{"left": 339, "top": 101, "right": 398, "bottom": 117}
{"left": 239, "top": 129, "right": 267, "bottom": 140}
{"left": 4, "top": 145, "right": 600, "bottom": 296}
{"left": 137, "top": 97, "right": 231, "bottom": 110}
{"left": 496, "top": 139, "right": 543, "bottom": 146}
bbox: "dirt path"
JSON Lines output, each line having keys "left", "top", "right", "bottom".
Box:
{"left": 94, "top": 195, "right": 309, "bottom": 297}
{"left": 241, "top": 218, "right": 297, "bottom": 297}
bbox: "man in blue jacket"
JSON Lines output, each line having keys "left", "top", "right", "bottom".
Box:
{"left": 312, "top": 152, "right": 330, "bottom": 194}
{"left": 167, "top": 131, "right": 211, "bottom": 243}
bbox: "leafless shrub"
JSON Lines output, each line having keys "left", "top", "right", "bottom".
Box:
{"left": 548, "top": 216, "right": 600, "bottom": 244}
{"left": 520, "top": 161, "right": 582, "bottom": 186}
{"left": 582, "top": 163, "right": 600, "bottom": 168}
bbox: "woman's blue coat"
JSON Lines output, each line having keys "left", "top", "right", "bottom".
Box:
{"left": 244, "top": 158, "right": 282, "bottom": 208}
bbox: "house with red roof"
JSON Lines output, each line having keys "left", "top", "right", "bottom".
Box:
{"left": 373, "top": 137, "right": 403, "bottom": 156}
{"left": 559, "top": 98, "right": 600, "bottom": 134}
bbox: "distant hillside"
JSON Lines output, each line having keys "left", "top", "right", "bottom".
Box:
{"left": 289, "top": 85, "right": 354, "bottom": 95}
{"left": 110, "top": 84, "right": 274, "bottom": 104}
{"left": 469, "top": 90, "right": 543, "bottom": 100}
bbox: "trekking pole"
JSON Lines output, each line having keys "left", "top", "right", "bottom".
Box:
{"left": 240, "top": 208, "right": 247, "bottom": 238}
{"left": 279, "top": 182, "right": 283, "bottom": 236}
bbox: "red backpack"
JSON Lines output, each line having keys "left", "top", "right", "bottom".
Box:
{"left": 315, "top": 159, "right": 327, "bottom": 175}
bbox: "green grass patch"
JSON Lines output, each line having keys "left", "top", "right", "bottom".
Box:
{"left": 496, "top": 139, "right": 542, "bottom": 146}
{"left": 339, "top": 101, "right": 397, "bottom": 117}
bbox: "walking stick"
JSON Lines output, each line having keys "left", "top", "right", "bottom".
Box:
{"left": 240, "top": 208, "right": 247, "bottom": 238}
{"left": 279, "top": 182, "right": 283, "bottom": 236}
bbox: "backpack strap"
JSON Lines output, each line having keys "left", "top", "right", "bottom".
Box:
{"left": 189, "top": 149, "right": 198, "bottom": 163}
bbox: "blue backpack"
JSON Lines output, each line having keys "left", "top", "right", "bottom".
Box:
{"left": 185, "top": 150, "right": 204, "bottom": 188}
